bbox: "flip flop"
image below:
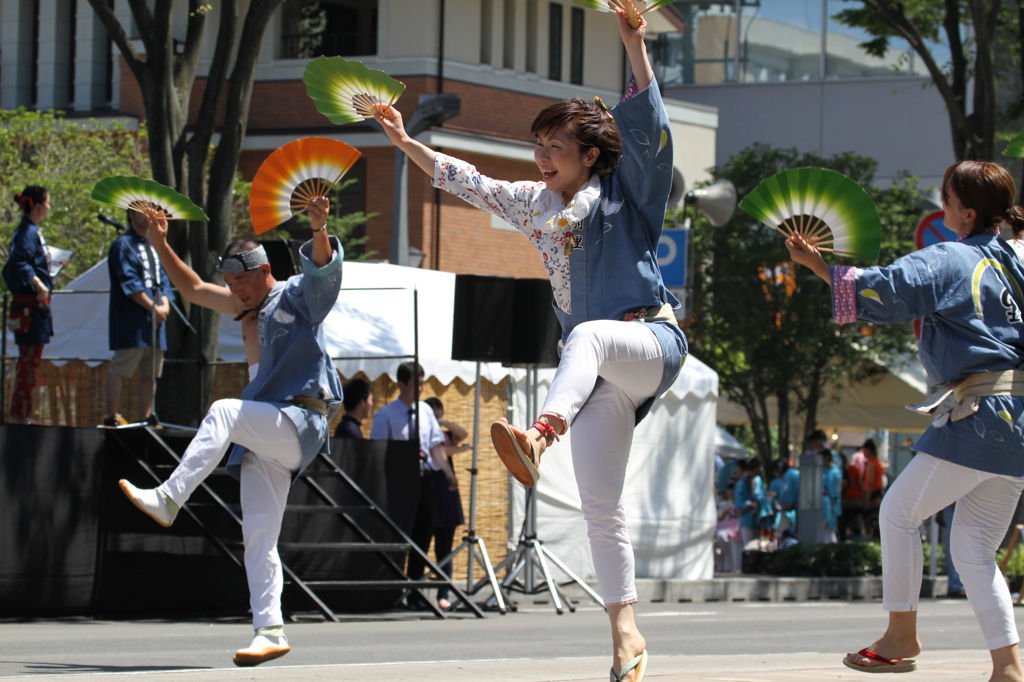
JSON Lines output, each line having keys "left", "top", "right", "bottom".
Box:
{"left": 490, "top": 418, "right": 540, "bottom": 487}
{"left": 843, "top": 648, "right": 917, "bottom": 673}
{"left": 611, "top": 649, "right": 647, "bottom": 682}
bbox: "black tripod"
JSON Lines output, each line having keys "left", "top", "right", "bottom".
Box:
{"left": 438, "top": 362, "right": 508, "bottom": 612}
{"left": 486, "top": 366, "right": 604, "bottom": 614}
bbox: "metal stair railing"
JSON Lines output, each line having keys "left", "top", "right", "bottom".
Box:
{"left": 294, "top": 452, "right": 485, "bottom": 619}
{"left": 112, "top": 426, "right": 485, "bottom": 620}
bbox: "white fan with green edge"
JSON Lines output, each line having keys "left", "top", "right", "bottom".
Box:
{"left": 1004, "top": 130, "right": 1024, "bottom": 158}
{"left": 303, "top": 56, "right": 406, "bottom": 125}
{"left": 571, "top": 0, "right": 676, "bottom": 27}
{"left": 738, "top": 167, "right": 881, "bottom": 261}
{"left": 91, "top": 176, "right": 208, "bottom": 221}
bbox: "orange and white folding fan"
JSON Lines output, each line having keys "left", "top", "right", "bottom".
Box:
{"left": 248, "top": 137, "right": 361, "bottom": 234}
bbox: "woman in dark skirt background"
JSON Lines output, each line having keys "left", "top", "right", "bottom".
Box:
{"left": 3, "top": 186, "right": 55, "bottom": 424}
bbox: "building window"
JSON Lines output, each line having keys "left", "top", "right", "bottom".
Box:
{"left": 525, "top": 0, "right": 538, "bottom": 74}
{"left": 30, "top": 0, "right": 40, "bottom": 107}
{"left": 67, "top": 0, "right": 77, "bottom": 105}
{"left": 481, "top": 0, "right": 493, "bottom": 65}
{"left": 648, "top": 0, "right": 936, "bottom": 86}
{"left": 570, "top": 7, "right": 583, "bottom": 85}
{"left": 548, "top": 2, "right": 562, "bottom": 81}
{"left": 280, "top": 0, "right": 378, "bottom": 60}
{"left": 503, "top": 0, "right": 516, "bottom": 69}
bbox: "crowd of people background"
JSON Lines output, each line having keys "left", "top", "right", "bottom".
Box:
{"left": 713, "top": 433, "right": 892, "bottom": 573}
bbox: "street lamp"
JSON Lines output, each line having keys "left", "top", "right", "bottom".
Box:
{"left": 390, "top": 93, "right": 461, "bottom": 266}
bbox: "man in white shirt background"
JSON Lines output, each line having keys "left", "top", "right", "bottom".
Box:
{"left": 370, "top": 361, "right": 458, "bottom": 607}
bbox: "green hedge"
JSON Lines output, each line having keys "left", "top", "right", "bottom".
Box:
{"left": 746, "top": 542, "right": 958, "bottom": 578}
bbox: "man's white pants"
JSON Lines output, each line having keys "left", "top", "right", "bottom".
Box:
{"left": 158, "top": 399, "right": 302, "bottom": 630}
{"left": 540, "top": 320, "right": 665, "bottom": 606}
{"left": 881, "top": 452, "right": 1024, "bottom": 650}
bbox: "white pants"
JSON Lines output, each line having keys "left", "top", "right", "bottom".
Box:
{"left": 158, "top": 399, "right": 303, "bottom": 630}
{"left": 541, "top": 320, "right": 665, "bottom": 605}
{"left": 880, "top": 452, "right": 1024, "bottom": 650}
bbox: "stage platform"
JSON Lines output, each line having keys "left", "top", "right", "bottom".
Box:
{"left": 0, "top": 424, "right": 421, "bottom": 619}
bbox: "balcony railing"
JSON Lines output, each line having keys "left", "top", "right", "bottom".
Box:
{"left": 281, "top": 32, "right": 376, "bottom": 60}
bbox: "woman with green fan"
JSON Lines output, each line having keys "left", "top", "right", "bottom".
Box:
{"left": 787, "top": 161, "right": 1024, "bottom": 680}
{"left": 2, "top": 186, "right": 56, "bottom": 424}
{"left": 373, "top": 9, "right": 682, "bottom": 682}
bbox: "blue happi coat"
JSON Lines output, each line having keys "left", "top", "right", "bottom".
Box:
{"left": 225, "top": 237, "right": 344, "bottom": 480}
{"left": 831, "top": 235, "right": 1024, "bottom": 476}
{"left": 432, "top": 78, "right": 687, "bottom": 419}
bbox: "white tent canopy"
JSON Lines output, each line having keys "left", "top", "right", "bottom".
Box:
{"left": 715, "top": 427, "right": 747, "bottom": 460}
{"left": 34, "top": 258, "right": 718, "bottom": 581}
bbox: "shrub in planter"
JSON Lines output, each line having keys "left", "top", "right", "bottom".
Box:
{"left": 996, "top": 545, "right": 1024, "bottom": 593}
{"left": 767, "top": 542, "right": 881, "bottom": 577}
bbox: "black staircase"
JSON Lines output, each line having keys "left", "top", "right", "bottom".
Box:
{"left": 106, "top": 426, "right": 484, "bottom": 620}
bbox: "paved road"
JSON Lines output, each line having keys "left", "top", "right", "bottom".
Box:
{"left": 0, "top": 599, "right": 1012, "bottom": 680}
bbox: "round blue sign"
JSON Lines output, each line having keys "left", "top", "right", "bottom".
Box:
{"left": 914, "top": 210, "right": 957, "bottom": 250}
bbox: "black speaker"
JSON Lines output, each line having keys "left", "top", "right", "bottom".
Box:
{"left": 451, "top": 275, "right": 515, "bottom": 363}
{"left": 257, "top": 239, "right": 300, "bottom": 281}
{"left": 509, "top": 278, "right": 561, "bottom": 367}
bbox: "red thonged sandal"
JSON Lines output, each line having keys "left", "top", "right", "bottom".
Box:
{"left": 843, "top": 648, "right": 917, "bottom": 674}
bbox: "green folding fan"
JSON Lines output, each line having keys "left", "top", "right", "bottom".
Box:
{"left": 1004, "top": 130, "right": 1024, "bottom": 158}
{"left": 304, "top": 56, "right": 406, "bottom": 125}
{"left": 572, "top": 0, "right": 676, "bottom": 27}
{"left": 91, "top": 176, "right": 208, "bottom": 221}
{"left": 738, "top": 167, "right": 881, "bottom": 261}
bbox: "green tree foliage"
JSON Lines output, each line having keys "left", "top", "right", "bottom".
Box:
{"left": 835, "top": 1, "right": 1022, "bottom": 162}
{"left": 0, "top": 108, "right": 148, "bottom": 287}
{"left": 86, "top": 0, "right": 285, "bottom": 425}
{"left": 686, "top": 143, "right": 919, "bottom": 461}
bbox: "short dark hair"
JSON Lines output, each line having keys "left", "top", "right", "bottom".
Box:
{"left": 807, "top": 429, "right": 828, "bottom": 444}
{"left": 530, "top": 97, "right": 622, "bottom": 179}
{"left": 342, "top": 378, "right": 371, "bottom": 412}
{"left": 424, "top": 396, "right": 443, "bottom": 412}
{"left": 13, "top": 186, "right": 47, "bottom": 215}
{"left": 396, "top": 361, "right": 423, "bottom": 385}
{"left": 746, "top": 456, "right": 762, "bottom": 472}
{"left": 862, "top": 438, "right": 877, "bottom": 454}
{"left": 222, "top": 238, "right": 261, "bottom": 261}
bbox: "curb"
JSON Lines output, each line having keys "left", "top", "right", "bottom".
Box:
{"left": 538, "top": 576, "right": 949, "bottom": 605}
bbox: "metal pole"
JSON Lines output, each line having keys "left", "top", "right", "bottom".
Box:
{"left": 929, "top": 514, "right": 939, "bottom": 582}
{"left": 391, "top": 151, "right": 410, "bottom": 266}
{"left": 468, "top": 361, "right": 482, "bottom": 586}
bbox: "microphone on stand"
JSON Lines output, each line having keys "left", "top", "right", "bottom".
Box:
{"left": 97, "top": 213, "right": 127, "bottom": 232}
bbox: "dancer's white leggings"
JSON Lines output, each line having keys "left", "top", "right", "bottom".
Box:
{"left": 158, "top": 399, "right": 302, "bottom": 630}
{"left": 540, "top": 320, "right": 666, "bottom": 605}
{"left": 881, "top": 452, "right": 1024, "bottom": 650}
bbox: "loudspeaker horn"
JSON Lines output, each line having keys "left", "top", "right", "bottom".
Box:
{"left": 684, "top": 179, "right": 737, "bottom": 227}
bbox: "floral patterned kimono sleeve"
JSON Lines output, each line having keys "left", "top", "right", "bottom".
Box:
{"left": 432, "top": 153, "right": 541, "bottom": 236}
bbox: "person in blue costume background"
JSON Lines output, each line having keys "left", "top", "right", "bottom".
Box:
{"left": 2, "top": 186, "right": 55, "bottom": 424}
{"left": 105, "top": 208, "right": 173, "bottom": 425}
{"left": 375, "top": 9, "right": 682, "bottom": 681}
{"left": 787, "top": 160, "right": 1024, "bottom": 680}
{"left": 118, "top": 197, "right": 343, "bottom": 668}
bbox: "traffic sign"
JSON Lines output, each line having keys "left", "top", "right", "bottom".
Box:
{"left": 914, "top": 210, "right": 957, "bottom": 250}
{"left": 658, "top": 228, "right": 692, "bottom": 288}
{"left": 913, "top": 209, "right": 957, "bottom": 339}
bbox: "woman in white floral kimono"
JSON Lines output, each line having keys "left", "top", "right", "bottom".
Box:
{"left": 375, "top": 9, "right": 686, "bottom": 682}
